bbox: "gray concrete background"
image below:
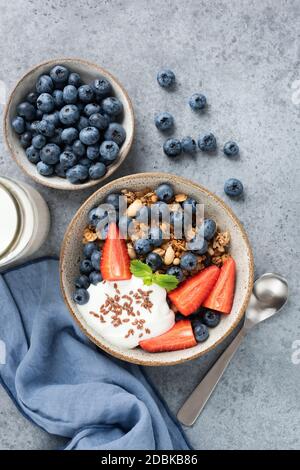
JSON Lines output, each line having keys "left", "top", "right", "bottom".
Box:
{"left": 0, "top": 0, "right": 299, "bottom": 450}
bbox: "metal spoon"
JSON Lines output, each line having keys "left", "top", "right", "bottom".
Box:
{"left": 177, "top": 273, "right": 289, "bottom": 426}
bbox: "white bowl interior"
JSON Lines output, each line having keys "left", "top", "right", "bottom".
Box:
{"left": 60, "top": 173, "right": 253, "bottom": 365}
{"left": 5, "top": 58, "right": 134, "bottom": 190}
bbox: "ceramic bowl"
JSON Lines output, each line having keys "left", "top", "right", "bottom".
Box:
{"left": 60, "top": 173, "right": 254, "bottom": 366}
{"left": 4, "top": 58, "right": 134, "bottom": 190}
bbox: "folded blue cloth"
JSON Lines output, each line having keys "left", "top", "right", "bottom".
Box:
{"left": 0, "top": 258, "right": 190, "bottom": 450}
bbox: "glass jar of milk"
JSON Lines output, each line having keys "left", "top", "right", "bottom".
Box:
{"left": 0, "top": 176, "right": 50, "bottom": 271}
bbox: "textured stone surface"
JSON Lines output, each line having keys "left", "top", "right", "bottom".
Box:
{"left": 0, "top": 0, "right": 299, "bottom": 450}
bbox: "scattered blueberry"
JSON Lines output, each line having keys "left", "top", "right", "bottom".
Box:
{"left": 40, "top": 143, "right": 60, "bottom": 165}
{"left": 154, "top": 112, "right": 174, "bottom": 131}
{"left": 198, "top": 133, "right": 217, "bottom": 152}
{"left": 52, "top": 89, "right": 64, "bottom": 108}
{"left": 37, "top": 161, "right": 54, "bottom": 176}
{"left": 134, "top": 239, "right": 153, "bottom": 256}
{"left": 83, "top": 242, "right": 99, "bottom": 259}
{"left": 86, "top": 145, "right": 100, "bottom": 161}
{"left": 77, "top": 115, "right": 90, "bottom": 131}
{"left": 89, "top": 162, "right": 107, "bottom": 179}
{"left": 89, "top": 111, "right": 110, "bottom": 130}
{"left": 187, "top": 236, "right": 208, "bottom": 255}
{"left": 84, "top": 103, "right": 101, "bottom": 117}
{"left": 105, "top": 193, "right": 120, "bottom": 210}
{"left": 78, "top": 84, "right": 94, "bottom": 102}
{"left": 91, "top": 250, "right": 102, "bottom": 270}
{"left": 43, "top": 111, "right": 60, "bottom": 127}
{"left": 36, "top": 75, "right": 53, "bottom": 94}
{"left": 181, "top": 136, "right": 197, "bottom": 154}
{"left": 192, "top": 321, "right": 209, "bottom": 342}
{"left": 73, "top": 288, "right": 89, "bottom": 305}
{"left": 72, "top": 139, "right": 86, "bottom": 157}
{"left": 11, "top": 116, "right": 25, "bottom": 134}
{"left": 146, "top": 252, "right": 163, "bottom": 271}
{"left": 189, "top": 93, "right": 207, "bottom": 110}
{"left": 79, "top": 126, "right": 100, "bottom": 145}
{"left": 102, "top": 96, "right": 123, "bottom": 116}
{"left": 224, "top": 178, "right": 244, "bottom": 197}
{"left": 201, "top": 219, "right": 217, "bottom": 240}
{"left": 66, "top": 164, "right": 89, "bottom": 184}
{"left": 166, "top": 266, "right": 184, "bottom": 282}
{"left": 60, "top": 150, "right": 77, "bottom": 169}
{"left": 20, "top": 131, "right": 33, "bottom": 148}
{"left": 25, "top": 146, "right": 40, "bottom": 164}
{"left": 99, "top": 140, "right": 119, "bottom": 164}
{"left": 37, "top": 119, "right": 55, "bottom": 137}
{"left": 59, "top": 105, "right": 80, "bottom": 125}
{"left": 157, "top": 69, "right": 175, "bottom": 88}
{"left": 68, "top": 72, "right": 81, "bottom": 87}
{"left": 180, "top": 252, "right": 198, "bottom": 270}
{"left": 149, "top": 227, "right": 163, "bottom": 247}
{"left": 17, "top": 102, "right": 36, "bottom": 121}
{"left": 88, "top": 206, "right": 108, "bottom": 227}
{"left": 26, "top": 92, "right": 39, "bottom": 105}
{"left": 61, "top": 127, "right": 79, "bottom": 144}
{"left": 92, "top": 77, "right": 112, "bottom": 98}
{"left": 80, "top": 259, "right": 93, "bottom": 275}
{"left": 223, "top": 141, "right": 239, "bottom": 157}
{"left": 75, "top": 275, "right": 90, "bottom": 289}
{"left": 163, "top": 138, "right": 182, "bottom": 157}
{"left": 202, "top": 310, "right": 221, "bottom": 328}
{"left": 182, "top": 197, "right": 197, "bottom": 215}
{"left": 36, "top": 93, "right": 55, "bottom": 113}
{"left": 155, "top": 183, "right": 174, "bottom": 202}
{"left": 63, "top": 85, "right": 78, "bottom": 104}
{"left": 32, "top": 134, "right": 46, "bottom": 149}
{"left": 50, "top": 65, "right": 69, "bottom": 84}
{"left": 104, "top": 123, "right": 126, "bottom": 146}
{"left": 89, "top": 271, "right": 103, "bottom": 285}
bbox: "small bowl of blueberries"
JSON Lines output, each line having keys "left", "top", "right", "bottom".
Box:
{"left": 4, "top": 58, "right": 135, "bottom": 190}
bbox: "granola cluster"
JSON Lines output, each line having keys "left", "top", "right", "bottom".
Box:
{"left": 82, "top": 187, "right": 231, "bottom": 282}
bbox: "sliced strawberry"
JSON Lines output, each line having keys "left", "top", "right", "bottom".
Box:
{"left": 100, "top": 222, "right": 131, "bottom": 281}
{"left": 168, "top": 265, "right": 220, "bottom": 316}
{"left": 203, "top": 257, "right": 236, "bottom": 314}
{"left": 140, "top": 320, "right": 196, "bottom": 352}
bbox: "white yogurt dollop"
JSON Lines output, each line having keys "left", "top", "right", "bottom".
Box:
{"left": 77, "top": 276, "right": 175, "bottom": 349}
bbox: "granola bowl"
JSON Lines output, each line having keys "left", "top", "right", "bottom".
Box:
{"left": 60, "top": 172, "right": 254, "bottom": 366}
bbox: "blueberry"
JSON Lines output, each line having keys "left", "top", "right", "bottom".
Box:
{"left": 80, "top": 258, "right": 93, "bottom": 275}
{"left": 187, "top": 236, "right": 208, "bottom": 255}
{"left": 163, "top": 138, "right": 182, "bottom": 157}
{"left": 78, "top": 84, "right": 94, "bottom": 103}
{"left": 192, "top": 321, "right": 209, "bottom": 343}
{"left": 189, "top": 93, "right": 207, "bottom": 111}
{"left": 155, "top": 183, "right": 174, "bottom": 202}
{"left": 104, "top": 123, "right": 126, "bottom": 146}
{"left": 26, "top": 92, "right": 39, "bottom": 105}
{"left": 97, "top": 223, "right": 109, "bottom": 240}
{"left": 202, "top": 310, "right": 221, "bottom": 328}
{"left": 17, "top": 102, "right": 36, "bottom": 121}
{"left": 149, "top": 227, "right": 163, "bottom": 247}
{"left": 223, "top": 141, "right": 239, "bottom": 157}
{"left": 54, "top": 162, "right": 67, "bottom": 178}
{"left": 37, "top": 119, "right": 55, "bottom": 137}
{"left": 201, "top": 219, "right": 217, "bottom": 241}
{"left": 92, "top": 77, "right": 112, "bottom": 98}
{"left": 83, "top": 241, "right": 99, "bottom": 258}
{"left": 89, "top": 271, "right": 103, "bottom": 285}
{"left": 43, "top": 111, "right": 60, "bottom": 127}
{"left": 154, "top": 112, "right": 174, "bottom": 131}
{"left": 52, "top": 89, "right": 64, "bottom": 108}
{"left": 40, "top": 143, "right": 60, "bottom": 164}
{"left": 59, "top": 105, "right": 80, "bottom": 125}
{"left": 12, "top": 116, "right": 25, "bottom": 134}
{"left": 136, "top": 205, "right": 151, "bottom": 223}
{"left": 118, "top": 215, "right": 132, "bottom": 236}
{"left": 99, "top": 140, "right": 119, "bottom": 164}
{"left": 89, "top": 162, "right": 106, "bottom": 180}
{"left": 78, "top": 158, "right": 91, "bottom": 168}
{"left": 224, "top": 178, "right": 244, "bottom": 197}
{"left": 91, "top": 250, "right": 102, "bottom": 270}
{"left": 50, "top": 65, "right": 69, "bottom": 84}
{"left": 72, "top": 139, "right": 86, "bottom": 157}
{"left": 20, "top": 131, "right": 33, "bottom": 148}
{"left": 36, "top": 75, "right": 53, "bottom": 94}
{"left": 73, "top": 288, "right": 89, "bottom": 305}
{"left": 134, "top": 239, "right": 153, "bottom": 256}
{"left": 66, "top": 164, "right": 88, "bottom": 184}
{"left": 61, "top": 127, "right": 79, "bottom": 144}
{"left": 182, "top": 197, "right": 197, "bottom": 215}
{"left": 37, "top": 161, "right": 54, "bottom": 176}
{"left": 36, "top": 93, "right": 55, "bottom": 113}
{"left": 79, "top": 127, "right": 100, "bottom": 145}
{"left": 198, "top": 133, "right": 217, "bottom": 152}
{"left": 157, "top": 69, "right": 175, "bottom": 88}
{"left": 88, "top": 206, "right": 108, "bottom": 227}
{"left": 84, "top": 103, "right": 101, "bottom": 117}
{"left": 63, "top": 85, "right": 78, "bottom": 104}
{"left": 32, "top": 134, "right": 46, "bottom": 149}
{"left": 102, "top": 97, "right": 123, "bottom": 117}
{"left": 29, "top": 120, "right": 40, "bottom": 134}
{"left": 181, "top": 136, "right": 197, "bottom": 154}
{"left": 180, "top": 252, "right": 198, "bottom": 271}
{"left": 60, "top": 150, "right": 77, "bottom": 169}
{"left": 146, "top": 252, "right": 163, "bottom": 271}
{"left": 75, "top": 275, "right": 90, "bottom": 289}
{"left": 26, "top": 146, "right": 40, "bottom": 164}
{"left": 89, "top": 111, "right": 110, "bottom": 130}
{"left": 68, "top": 72, "right": 81, "bottom": 87}
{"left": 77, "top": 115, "right": 90, "bottom": 131}
{"left": 166, "top": 266, "right": 184, "bottom": 282}
{"left": 151, "top": 201, "right": 169, "bottom": 222}
{"left": 86, "top": 145, "right": 100, "bottom": 160}
{"left": 49, "top": 128, "right": 63, "bottom": 145}
{"left": 105, "top": 193, "right": 121, "bottom": 211}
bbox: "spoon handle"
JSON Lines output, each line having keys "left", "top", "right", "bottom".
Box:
{"left": 177, "top": 327, "right": 246, "bottom": 426}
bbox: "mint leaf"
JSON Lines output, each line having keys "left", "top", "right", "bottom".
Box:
{"left": 153, "top": 273, "right": 179, "bottom": 292}
{"left": 130, "top": 260, "right": 152, "bottom": 278}
{"left": 130, "top": 260, "right": 179, "bottom": 292}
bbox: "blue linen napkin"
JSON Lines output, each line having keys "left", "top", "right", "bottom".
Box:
{"left": 0, "top": 258, "right": 191, "bottom": 450}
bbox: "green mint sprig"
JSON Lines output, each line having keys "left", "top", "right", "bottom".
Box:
{"left": 130, "top": 260, "right": 179, "bottom": 292}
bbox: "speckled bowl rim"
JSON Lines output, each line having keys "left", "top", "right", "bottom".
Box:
{"left": 60, "top": 172, "right": 254, "bottom": 366}
{"left": 3, "top": 57, "right": 135, "bottom": 190}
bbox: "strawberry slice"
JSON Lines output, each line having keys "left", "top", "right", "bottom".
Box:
{"left": 203, "top": 257, "right": 236, "bottom": 314}
{"left": 100, "top": 222, "right": 131, "bottom": 281}
{"left": 168, "top": 265, "right": 220, "bottom": 316}
{"left": 140, "top": 320, "right": 196, "bottom": 352}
